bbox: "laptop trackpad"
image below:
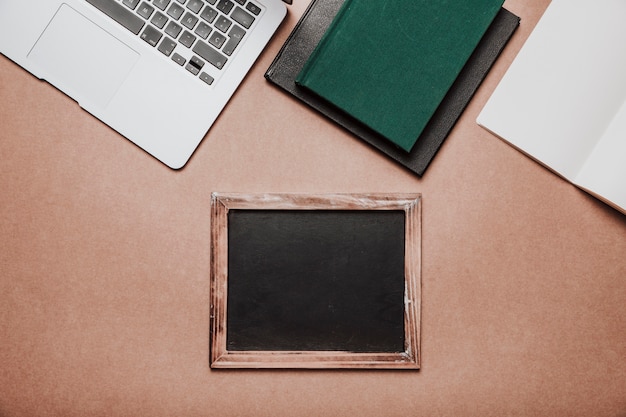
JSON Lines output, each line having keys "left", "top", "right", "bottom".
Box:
{"left": 28, "top": 4, "right": 139, "bottom": 109}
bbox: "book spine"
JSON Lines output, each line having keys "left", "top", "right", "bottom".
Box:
{"left": 265, "top": 0, "right": 320, "bottom": 79}
{"left": 295, "top": 0, "right": 355, "bottom": 86}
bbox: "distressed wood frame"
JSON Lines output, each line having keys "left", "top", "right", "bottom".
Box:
{"left": 209, "top": 193, "right": 421, "bottom": 369}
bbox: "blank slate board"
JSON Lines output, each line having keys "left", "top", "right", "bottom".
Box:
{"left": 210, "top": 193, "right": 421, "bottom": 369}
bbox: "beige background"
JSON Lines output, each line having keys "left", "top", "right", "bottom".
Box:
{"left": 1, "top": 0, "right": 625, "bottom": 415}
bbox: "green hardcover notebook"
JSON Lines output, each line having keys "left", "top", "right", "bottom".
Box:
{"left": 295, "top": 0, "right": 504, "bottom": 152}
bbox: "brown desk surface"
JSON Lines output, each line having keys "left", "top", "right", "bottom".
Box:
{"left": 1, "top": 0, "right": 625, "bottom": 415}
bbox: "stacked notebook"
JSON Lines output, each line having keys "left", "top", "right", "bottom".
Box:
{"left": 266, "top": 0, "right": 520, "bottom": 176}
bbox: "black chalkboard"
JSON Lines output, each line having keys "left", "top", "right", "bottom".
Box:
{"left": 210, "top": 193, "right": 421, "bottom": 369}
{"left": 226, "top": 209, "right": 406, "bottom": 352}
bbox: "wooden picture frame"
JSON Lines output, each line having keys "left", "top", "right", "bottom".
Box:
{"left": 209, "top": 193, "right": 421, "bottom": 369}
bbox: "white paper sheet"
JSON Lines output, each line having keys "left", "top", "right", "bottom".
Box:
{"left": 477, "top": 0, "right": 626, "bottom": 213}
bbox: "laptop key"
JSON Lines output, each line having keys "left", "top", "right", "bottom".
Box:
{"left": 199, "top": 72, "right": 214, "bottom": 85}
{"left": 158, "top": 37, "right": 177, "bottom": 56}
{"left": 151, "top": 11, "right": 168, "bottom": 29}
{"left": 86, "top": 0, "right": 145, "bottom": 35}
{"left": 214, "top": 16, "right": 231, "bottom": 33}
{"left": 186, "top": 63, "right": 200, "bottom": 75}
{"left": 185, "top": 55, "right": 205, "bottom": 75}
{"left": 208, "top": 31, "right": 226, "bottom": 49}
{"left": 122, "top": 0, "right": 141, "bottom": 10}
{"left": 186, "top": 0, "right": 204, "bottom": 13}
{"left": 245, "top": 2, "right": 261, "bottom": 15}
{"left": 171, "top": 52, "right": 186, "bottom": 66}
{"left": 216, "top": 0, "right": 234, "bottom": 14}
{"left": 222, "top": 25, "right": 244, "bottom": 56}
{"left": 179, "top": 30, "right": 197, "bottom": 48}
{"left": 231, "top": 6, "right": 253, "bottom": 29}
{"left": 153, "top": 0, "right": 171, "bottom": 11}
{"left": 167, "top": 3, "right": 185, "bottom": 20}
{"left": 137, "top": 2, "right": 155, "bottom": 19}
{"left": 195, "top": 22, "right": 212, "bottom": 39}
{"left": 140, "top": 25, "right": 162, "bottom": 46}
{"left": 165, "top": 21, "right": 183, "bottom": 38}
{"left": 193, "top": 40, "right": 227, "bottom": 69}
{"left": 181, "top": 12, "right": 199, "bottom": 29}
{"left": 200, "top": 7, "right": 218, "bottom": 24}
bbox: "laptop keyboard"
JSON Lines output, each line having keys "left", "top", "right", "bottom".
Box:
{"left": 86, "top": 0, "right": 262, "bottom": 85}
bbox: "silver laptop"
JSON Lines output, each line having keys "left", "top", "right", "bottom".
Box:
{"left": 0, "top": 0, "right": 286, "bottom": 168}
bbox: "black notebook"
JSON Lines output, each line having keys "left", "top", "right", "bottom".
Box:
{"left": 265, "top": 0, "right": 520, "bottom": 176}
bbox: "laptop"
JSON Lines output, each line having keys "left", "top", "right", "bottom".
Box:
{"left": 0, "top": 0, "right": 286, "bottom": 169}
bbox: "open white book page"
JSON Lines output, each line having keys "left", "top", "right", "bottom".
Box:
{"left": 575, "top": 99, "right": 626, "bottom": 213}
{"left": 477, "top": 0, "right": 626, "bottom": 211}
